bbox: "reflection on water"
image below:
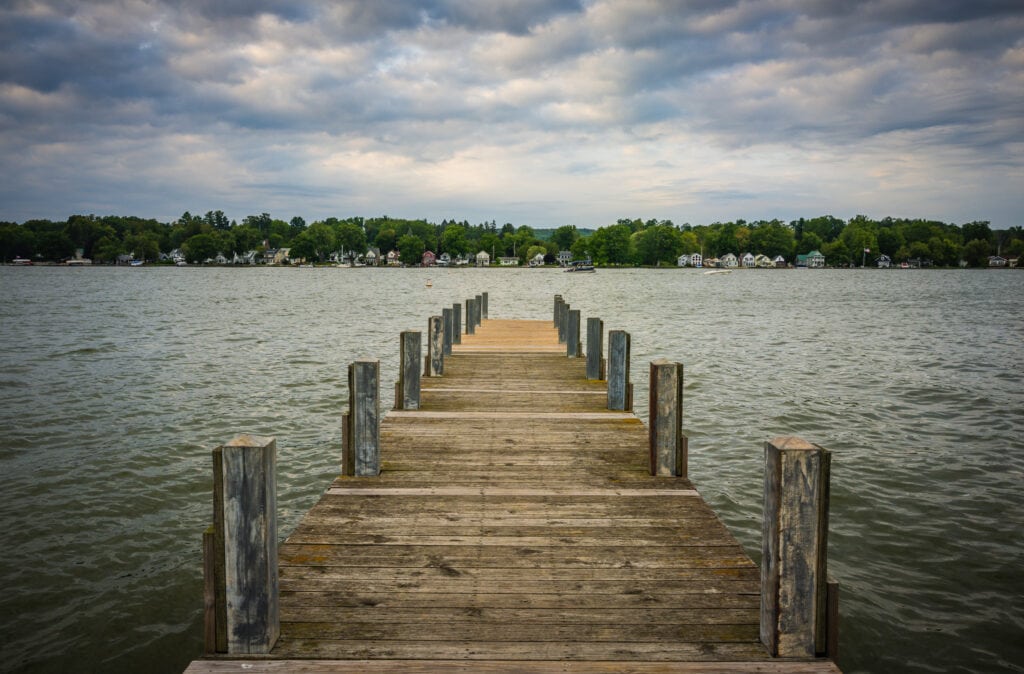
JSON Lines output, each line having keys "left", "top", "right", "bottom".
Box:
{"left": 0, "top": 266, "right": 1022, "bottom": 673}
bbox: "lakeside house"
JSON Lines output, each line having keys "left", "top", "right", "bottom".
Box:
{"left": 476, "top": 250, "right": 490, "bottom": 267}
{"left": 386, "top": 250, "right": 400, "bottom": 266}
{"left": 877, "top": 254, "right": 892, "bottom": 269}
{"left": 498, "top": 256, "right": 519, "bottom": 266}
{"left": 795, "top": 250, "right": 826, "bottom": 268}
{"left": 437, "top": 252, "right": 451, "bottom": 267}
{"left": 720, "top": 253, "right": 738, "bottom": 268}
{"left": 529, "top": 252, "right": 545, "bottom": 267}
{"left": 677, "top": 254, "right": 690, "bottom": 267}
{"left": 557, "top": 250, "right": 573, "bottom": 267}
{"left": 773, "top": 255, "right": 786, "bottom": 268}
{"left": 754, "top": 254, "right": 774, "bottom": 268}
{"left": 741, "top": 253, "right": 755, "bottom": 268}
{"left": 422, "top": 250, "right": 436, "bottom": 267}
{"left": 988, "top": 255, "right": 1007, "bottom": 267}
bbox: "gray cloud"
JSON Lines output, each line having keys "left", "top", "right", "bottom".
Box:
{"left": 0, "top": 0, "right": 1021, "bottom": 226}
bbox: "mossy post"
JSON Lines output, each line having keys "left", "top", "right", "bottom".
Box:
{"left": 343, "top": 359, "right": 380, "bottom": 477}
{"left": 567, "top": 309, "right": 582, "bottom": 358}
{"left": 586, "top": 317, "right": 605, "bottom": 380}
{"left": 442, "top": 308, "right": 453, "bottom": 356}
{"left": 553, "top": 295, "right": 563, "bottom": 328}
{"left": 607, "top": 330, "right": 632, "bottom": 411}
{"left": 397, "top": 331, "right": 421, "bottom": 410}
{"left": 426, "top": 315, "right": 444, "bottom": 377}
{"left": 649, "top": 360, "right": 686, "bottom": 477}
{"left": 452, "top": 302, "right": 462, "bottom": 345}
{"left": 210, "top": 434, "right": 279, "bottom": 654}
{"left": 482, "top": 292, "right": 489, "bottom": 319}
{"left": 474, "top": 294, "right": 483, "bottom": 327}
{"left": 558, "top": 302, "right": 569, "bottom": 344}
{"left": 760, "top": 436, "right": 833, "bottom": 658}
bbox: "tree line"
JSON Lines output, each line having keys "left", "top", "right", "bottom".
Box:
{"left": 1, "top": 212, "right": 1020, "bottom": 267}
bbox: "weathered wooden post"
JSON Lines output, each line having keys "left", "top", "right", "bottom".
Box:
{"left": 558, "top": 302, "right": 569, "bottom": 343}
{"left": 760, "top": 436, "right": 833, "bottom": 658}
{"left": 466, "top": 298, "right": 477, "bottom": 335}
{"left": 396, "top": 331, "right": 421, "bottom": 410}
{"left": 481, "top": 292, "right": 489, "bottom": 319}
{"left": 586, "top": 317, "right": 605, "bottom": 380}
{"left": 566, "top": 309, "right": 582, "bottom": 358}
{"left": 607, "top": 330, "right": 632, "bottom": 411}
{"left": 342, "top": 359, "right": 380, "bottom": 477}
{"left": 209, "top": 433, "right": 279, "bottom": 654}
{"left": 474, "top": 294, "right": 483, "bottom": 327}
{"left": 442, "top": 307, "right": 453, "bottom": 356}
{"left": 426, "top": 315, "right": 443, "bottom": 376}
{"left": 648, "top": 360, "right": 686, "bottom": 477}
{"left": 553, "top": 295, "right": 563, "bottom": 327}
{"left": 452, "top": 302, "right": 462, "bottom": 344}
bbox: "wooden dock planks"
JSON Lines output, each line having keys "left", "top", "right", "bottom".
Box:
{"left": 186, "top": 317, "right": 840, "bottom": 673}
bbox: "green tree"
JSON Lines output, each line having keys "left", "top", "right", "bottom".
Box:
{"left": 397, "top": 234, "right": 425, "bottom": 265}
{"left": 634, "top": 225, "right": 682, "bottom": 266}
{"left": 798, "top": 232, "right": 824, "bottom": 255}
{"left": 0, "top": 223, "right": 35, "bottom": 261}
{"left": 124, "top": 233, "right": 160, "bottom": 261}
{"left": 183, "top": 233, "right": 220, "bottom": 263}
{"left": 92, "top": 235, "right": 123, "bottom": 263}
{"left": 304, "top": 222, "right": 335, "bottom": 261}
{"left": 526, "top": 244, "right": 547, "bottom": 263}
{"left": 375, "top": 227, "right": 397, "bottom": 254}
{"left": 961, "top": 220, "right": 992, "bottom": 243}
{"left": 336, "top": 222, "right": 367, "bottom": 258}
{"left": 440, "top": 224, "right": 468, "bottom": 257}
{"left": 551, "top": 225, "right": 579, "bottom": 251}
{"left": 961, "top": 239, "right": 991, "bottom": 267}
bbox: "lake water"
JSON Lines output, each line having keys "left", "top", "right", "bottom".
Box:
{"left": 1, "top": 266, "right": 1021, "bottom": 673}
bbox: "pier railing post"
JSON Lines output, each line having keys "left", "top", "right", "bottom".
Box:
{"left": 567, "top": 309, "right": 582, "bottom": 357}
{"left": 442, "top": 307, "right": 453, "bottom": 356}
{"left": 760, "top": 436, "right": 833, "bottom": 658}
{"left": 474, "top": 294, "right": 483, "bottom": 327}
{"left": 452, "top": 303, "right": 462, "bottom": 344}
{"left": 553, "top": 295, "right": 563, "bottom": 327}
{"left": 482, "top": 292, "right": 488, "bottom": 319}
{"left": 466, "top": 298, "right": 476, "bottom": 335}
{"left": 558, "top": 302, "right": 569, "bottom": 343}
{"left": 426, "top": 315, "right": 443, "bottom": 376}
{"left": 649, "top": 360, "right": 686, "bottom": 477}
{"left": 343, "top": 359, "right": 380, "bottom": 477}
{"left": 396, "top": 331, "right": 421, "bottom": 410}
{"left": 607, "top": 330, "right": 632, "bottom": 411}
{"left": 210, "top": 434, "right": 279, "bottom": 654}
{"left": 586, "top": 317, "right": 605, "bottom": 380}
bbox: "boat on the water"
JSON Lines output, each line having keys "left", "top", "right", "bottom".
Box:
{"left": 703, "top": 269, "right": 732, "bottom": 275}
{"left": 11, "top": 257, "right": 33, "bottom": 265}
{"left": 565, "top": 260, "right": 595, "bottom": 273}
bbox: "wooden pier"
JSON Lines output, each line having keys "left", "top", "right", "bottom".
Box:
{"left": 187, "top": 301, "right": 840, "bottom": 673}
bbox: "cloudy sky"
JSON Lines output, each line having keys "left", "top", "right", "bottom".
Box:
{"left": 2, "top": 0, "right": 1022, "bottom": 228}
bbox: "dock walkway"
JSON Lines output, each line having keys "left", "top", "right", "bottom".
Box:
{"left": 187, "top": 317, "right": 840, "bottom": 672}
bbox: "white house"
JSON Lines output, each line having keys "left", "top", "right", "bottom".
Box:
{"left": 677, "top": 254, "right": 691, "bottom": 267}
{"left": 690, "top": 252, "right": 703, "bottom": 268}
{"left": 437, "top": 252, "right": 451, "bottom": 267}
{"left": 499, "top": 256, "right": 519, "bottom": 266}
{"left": 741, "top": 253, "right": 756, "bottom": 268}
{"left": 557, "top": 250, "right": 573, "bottom": 266}
{"left": 877, "top": 254, "right": 892, "bottom": 269}
{"left": 754, "top": 254, "right": 774, "bottom": 268}
{"left": 387, "top": 250, "right": 401, "bottom": 266}
{"left": 476, "top": 250, "right": 490, "bottom": 267}
{"left": 720, "top": 253, "right": 739, "bottom": 268}
{"left": 529, "top": 253, "right": 545, "bottom": 267}
{"left": 773, "top": 255, "right": 786, "bottom": 268}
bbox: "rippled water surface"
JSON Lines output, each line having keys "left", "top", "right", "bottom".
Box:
{"left": 1, "top": 266, "right": 1021, "bottom": 673}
